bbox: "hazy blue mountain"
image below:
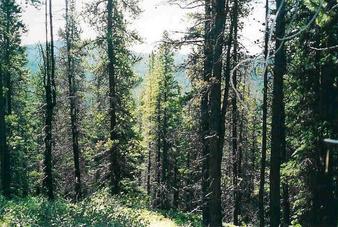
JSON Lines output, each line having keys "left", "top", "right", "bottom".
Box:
{"left": 25, "top": 43, "right": 265, "bottom": 104}
{"left": 26, "top": 42, "right": 63, "bottom": 73}
{"left": 25, "top": 43, "right": 190, "bottom": 92}
{"left": 26, "top": 45, "right": 40, "bottom": 73}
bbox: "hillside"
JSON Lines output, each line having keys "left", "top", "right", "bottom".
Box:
{"left": 0, "top": 190, "right": 201, "bottom": 227}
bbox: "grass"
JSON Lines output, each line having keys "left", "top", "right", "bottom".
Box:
{"left": 0, "top": 190, "right": 201, "bottom": 227}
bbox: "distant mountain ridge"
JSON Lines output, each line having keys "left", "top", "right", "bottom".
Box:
{"left": 25, "top": 42, "right": 190, "bottom": 90}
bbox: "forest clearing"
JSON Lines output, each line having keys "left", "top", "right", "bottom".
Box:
{"left": 0, "top": 0, "right": 337, "bottom": 226}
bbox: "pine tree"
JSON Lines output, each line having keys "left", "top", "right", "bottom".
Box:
{"left": 65, "top": 0, "right": 83, "bottom": 200}
{"left": 141, "top": 40, "right": 182, "bottom": 209}
{"left": 0, "top": 0, "right": 26, "bottom": 198}
{"left": 85, "top": 0, "right": 142, "bottom": 193}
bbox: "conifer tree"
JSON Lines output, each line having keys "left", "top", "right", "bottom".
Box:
{"left": 85, "top": 0, "right": 142, "bottom": 193}
{"left": 0, "top": 0, "right": 26, "bottom": 198}
{"left": 42, "top": 0, "right": 57, "bottom": 200}
{"left": 65, "top": 0, "right": 82, "bottom": 200}
{"left": 141, "top": 40, "right": 182, "bottom": 209}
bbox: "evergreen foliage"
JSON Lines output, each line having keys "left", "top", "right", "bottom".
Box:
{"left": 0, "top": 0, "right": 337, "bottom": 226}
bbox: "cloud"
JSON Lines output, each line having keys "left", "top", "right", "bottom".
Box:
{"left": 21, "top": 0, "right": 263, "bottom": 55}
{"left": 21, "top": 0, "right": 189, "bottom": 53}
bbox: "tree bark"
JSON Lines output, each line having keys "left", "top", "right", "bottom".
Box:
{"left": 258, "top": 0, "right": 269, "bottom": 225}
{"left": 49, "top": 0, "right": 56, "bottom": 106}
{"left": 0, "top": 0, "right": 12, "bottom": 198}
{"left": 232, "top": 1, "right": 239, "bottom": 222}
{"left": 0, "top": 64, "right": 10, "bottom": 198}
{"left": 4, "top": 1, "right": 11, "bottom": 116}
{"left": 219, "top": 0, "right": 232, "bottom": 143}
{"left": 270, "top": 0, "right": 286, "bottom": 224}
{"left": 42, "top": 0, "right": 55, "bottom": 201}
{"left": 201, "top": 0, "right": 212, "bottom": 225}
{"left": 147, "top": 144, "right": 151, "bottom": 195}
{"left": 208, "top": 0, "right": 226, "bottom": 225}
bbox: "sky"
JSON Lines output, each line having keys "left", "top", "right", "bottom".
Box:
{"left": 20, "top": 0, "right": 264, "bottom": 54}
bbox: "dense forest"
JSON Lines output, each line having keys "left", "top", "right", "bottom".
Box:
{"left": 0, "top": 0, "right": 337, "bottom": 226}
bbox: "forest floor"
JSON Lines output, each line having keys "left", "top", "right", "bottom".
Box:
{"left": 0, "top": 190, "right": 200, "bottom": 226}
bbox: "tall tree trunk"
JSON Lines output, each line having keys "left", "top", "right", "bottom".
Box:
{"left": 259, "top": 0, "right": 269, "bottom": 225}
{"left": 0, "top": 66, "right": 10, "bottom": 198}
{"left": 147, "top": 144, "right": 151, "bottom": 195}
{"left": 237, "top": 101, "right": 244, "bottom": 221}
{"left": 250, "top": 115, "right": 258, "bottom": 193}
{"left": 0, "top": 0, "right": 11, "bottom": 198}
{"left": 49, "top": 0, "right": 56, "bottom": 106}
{"left": 154, "top": 96, "right": 161, "bottom": 208}
{"left": 5, "top": 1, "right": 11, "bottom": 116}
{"left": 282, "top": 177, "right": 290, "bottom": 225}
{"left": 310, "top": 35, "right": 321, "bottom": 225}
{"left": 65, "top": 0, "right": 82, "bottom": 201}
{"left": 161, "top": 113, "right": 169, "bottom": 208}
{"left": 208, "top": 0, "right": 226, "bottom": 225}
{"left": 219, "top": 0, "right": 232, "bottom": 140}
{"left": 270, "top": 0, "right": 286, "bottom": 224}
{"left": 232, "top": 101, "right": 239, "bottom": 225}
{"left": 201, "top": 0, "right": 212, "bottom": 225}
{"left": 161, "top": 76, "right": 169, "bottom": 209}
{"left": 107, "top": 0, "right": 120, "bottom": 194}
{"left": 186, "top": 150, "right": 192, "bottom": 211}
{"left": 43, "top": 0, "right": 55, "bottom": 201}
{"left": 173, "top": 156, "right": 179, "bottom": 209}
{"left": 232, "top": 2, "right": 239, "bottom": 222}
{"left": 314, "top": 30, "right": 338, "bottom": 225}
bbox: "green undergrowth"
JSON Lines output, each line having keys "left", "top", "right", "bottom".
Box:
{"left": 0, "top": 190, "right": 201, "bottom": 226}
